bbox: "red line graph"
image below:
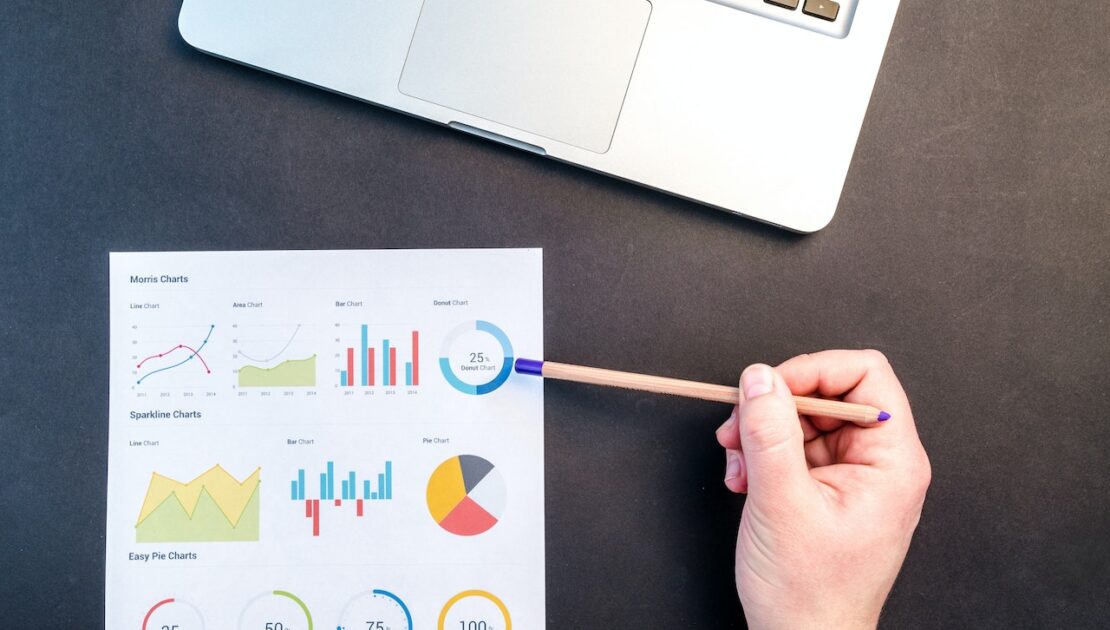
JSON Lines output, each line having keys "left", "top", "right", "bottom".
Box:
{"left": 136, "top": 344, "right": 211, "bottom": 373}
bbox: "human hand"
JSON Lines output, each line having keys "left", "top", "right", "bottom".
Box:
{"left": 715, "top": 350, "right": 931, "bottom": 630}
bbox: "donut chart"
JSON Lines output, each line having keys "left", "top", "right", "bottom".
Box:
{"left": 438, "top": 320, "right": 514, "bottom": 395}
{"left": 426, "top": 455, "right": 506, "bottom": 536}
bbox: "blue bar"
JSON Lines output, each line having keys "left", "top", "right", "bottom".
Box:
{"left": 342, "top": 479, "right": 349, "bottom": 500}
{"left": 372, "top": 491, "right": 378, "bottom": 500}
{"left": 363, "top": 479, "right": 370, "bottom": 500}
{"left": 327, "top": 461, "right": 335, "bottom": 500}
{"left": 382, "top": 339, "right": 390, "bottom": 386}
{"left": 298, "top": 469, "right": 305, "bottom": 500}
{"left": 291, "top": 479, "right": 298, "bottom": 500}
{"left": 348, "top": 471, "right": 356, "bottom": 500}
{"left": 320, "top": 473, "right": 327, "bottom": 500}
{"left": 385, "top": 461, "right": 392, "bottom": 500}
{"left": 360, "top": 325, "right": 368, "bottom": 386}
{"left": 405, "top": 362, "right": 412, "bottom": 386}
{"left": 340, "top": 370, "right": 348, "bottom": 386}
{"left": 378, "top": 473, "right": 385, "bottom": 501}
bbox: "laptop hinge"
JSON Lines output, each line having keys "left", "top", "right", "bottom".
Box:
{"left": 448, "top": 122, "right": 547, "bottom": 156}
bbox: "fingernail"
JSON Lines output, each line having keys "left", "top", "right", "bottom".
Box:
{"left": 718, "top": 407, "right": 738, "bottom": 433}
{"left": 725, "top": 450, "right": 741, "bottom": 480}
{"left": 741, "top": 365, "right": 774, "bottom": 399}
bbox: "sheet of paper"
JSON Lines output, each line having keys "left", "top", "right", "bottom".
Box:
{"left": 106, "top": 249, "right": 544, "bottom": 630}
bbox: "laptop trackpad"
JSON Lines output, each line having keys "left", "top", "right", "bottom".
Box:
{"left": 399, "top": 0, "right": 651, "bottom": 154}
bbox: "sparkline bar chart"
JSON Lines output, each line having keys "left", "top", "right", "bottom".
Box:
{"left": 291, "top": 460, "right": 394, "bottom": 536}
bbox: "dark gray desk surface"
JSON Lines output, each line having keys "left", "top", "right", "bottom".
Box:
{"left": 2, "top": 1, "right": 1108, "bottom": 627}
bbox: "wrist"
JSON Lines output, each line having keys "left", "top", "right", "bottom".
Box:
{"left": 744, "top": 603, "right": 880, "bottom": 630}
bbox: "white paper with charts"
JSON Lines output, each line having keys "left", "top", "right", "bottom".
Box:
{"left": 105, "top": 249, "right": 544, "bottom": 630}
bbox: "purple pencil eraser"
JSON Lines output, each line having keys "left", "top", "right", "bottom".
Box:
{"left": 514, "top": 358, "right": 544, "bottom": 376}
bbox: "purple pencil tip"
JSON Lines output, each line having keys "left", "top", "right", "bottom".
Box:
{"left": 514, "top": 358, "right": 544, "bottom": 376}
{"left": 878, "top": 411, "right": 891, "bottom": 422}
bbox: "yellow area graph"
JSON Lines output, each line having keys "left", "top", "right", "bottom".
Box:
{"left": 135, "top": 464, "right": 261, "bottom": 542}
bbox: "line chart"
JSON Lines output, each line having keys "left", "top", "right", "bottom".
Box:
{"left": 135, "top": 325, "right": 215, "bottom": 385}
{"left": 235, "top": 324, "right": 302, "bottom": 363}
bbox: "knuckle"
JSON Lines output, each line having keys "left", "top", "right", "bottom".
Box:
{"left": 862, "top": 348, "right": 890, "bottom": 367}
{"left": 911, "top": 453, "right": 933, "bottom": 495}
{"left": 920, "top": 456, "right": 933, "bottom": 485}
{"left": 741, "top": 401, "right": 799, "bottom": 451}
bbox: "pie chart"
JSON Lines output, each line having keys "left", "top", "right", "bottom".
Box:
{"left": 427, "top": 455, "right": 506, "bottom": 536}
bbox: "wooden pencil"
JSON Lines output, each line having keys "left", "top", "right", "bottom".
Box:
{"left": 514, "top": 359, "right": 890, "bottom": 425}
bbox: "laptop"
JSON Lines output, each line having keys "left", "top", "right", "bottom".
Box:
{"left": 178, "top": 0, "right": 900, "bottom": 232}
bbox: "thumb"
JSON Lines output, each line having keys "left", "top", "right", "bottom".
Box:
{"left": 737, "top": 364, "right": 812, "bottom": 501}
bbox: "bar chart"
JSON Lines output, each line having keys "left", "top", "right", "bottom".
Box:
{"left": 338, "top": 325, "right": 421, "bottom": 388}
{"left": 290, "top": 460, "right": 394, "bottom": 536}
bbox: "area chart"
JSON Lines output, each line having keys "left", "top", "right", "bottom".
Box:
{"left": 135, "top": 465, "right": 261, "bottom": 542}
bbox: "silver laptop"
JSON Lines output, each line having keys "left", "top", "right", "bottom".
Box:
{"left": 179, "top": 0, "right": 899, "bottom": 232}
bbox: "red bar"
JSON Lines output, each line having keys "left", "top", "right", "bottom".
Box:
{"left": 412, "top": 330, "right": 420, "bottom": 386}
{"left": 335, "top": 498, "right": 341, "bottom": 506}
{"left": 389, "top": 347, "right": 397, "bottom": 387}
{"left": 312, "top": 500, "right": 320, "bottom": 537}
{"left": 346, "top": 348, "right": 355, "bottom": 387}
{"left": 357, "top": 499, "right": 364, "bottom": 517}
{"left": 305, "top": 499, "right": 312, "bottom": 518}
{"left": 368, "top": 348, "right": 375, "bottom": 386}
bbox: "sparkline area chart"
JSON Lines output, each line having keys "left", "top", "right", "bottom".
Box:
{"left": 107, "top": 250, "right": 544, "bottom": 628}
{"left": 136, "top": 464, "right": 261, "bottom": 543}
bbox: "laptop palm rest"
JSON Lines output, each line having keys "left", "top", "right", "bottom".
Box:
{"left": 399, "top": 0, "right": 651, "bottom": 154}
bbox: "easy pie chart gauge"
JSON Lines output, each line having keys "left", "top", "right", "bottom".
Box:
{"left": 337, "top": 589, "right": 412, "bottom": 630}
{"left": 142, "top": 598, "right": 204, "bottom": 630}
{"left": 238, "top": 590, "right": 312, "bottom": 630}
{"left": 427, "top": 455, "right": 506, "bottom": 536}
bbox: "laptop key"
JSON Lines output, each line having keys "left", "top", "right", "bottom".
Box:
{"left": 765, "top": 0, "right": 800, "bottom": 9}
{"left": 803, "top": 0, "right": 839, "bottom": 21}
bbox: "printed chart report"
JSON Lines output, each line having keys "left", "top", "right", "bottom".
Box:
{"left": 106, "top": 250, "right": 544, "bottom": 630}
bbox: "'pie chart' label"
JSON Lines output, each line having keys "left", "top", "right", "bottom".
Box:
{"left": 426, "top": 455, "right": 506, "bottom": 536}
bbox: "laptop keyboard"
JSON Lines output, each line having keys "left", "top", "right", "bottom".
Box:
{"left": 708, "top": 0, "right": 857, "bottom": 38}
